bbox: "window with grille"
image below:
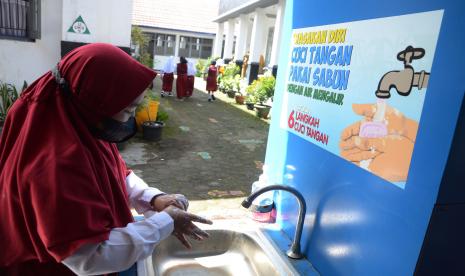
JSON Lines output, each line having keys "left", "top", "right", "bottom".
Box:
{"left": 0, "top": 0, "right": 40, "bottom": 40}
{"left": 178, "top": 36, "right": 213, "bottom": 59}
{"left": 153, "top": 33, "right": 175, "bottom": 56}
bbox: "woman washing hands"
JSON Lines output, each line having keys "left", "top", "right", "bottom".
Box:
{"left": 0, "top": 43, "right": 211, "bottom": 275}
{"left": 150, "top": 193, "right": 211, "bottom": 249}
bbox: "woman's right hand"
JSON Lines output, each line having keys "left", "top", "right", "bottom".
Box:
{"left": 151, "top": 194, "right": 189, "bottom": 212}
{"left": 163, "top": 206, "right": 213, "bottom": 249}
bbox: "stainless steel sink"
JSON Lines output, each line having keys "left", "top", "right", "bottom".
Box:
{"left": 145, "top": 222, "right": 300, "bottom": 276}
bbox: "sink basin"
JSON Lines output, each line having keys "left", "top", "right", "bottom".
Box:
{"left": 146, "top": 224, "right": 300, "bottom": 276}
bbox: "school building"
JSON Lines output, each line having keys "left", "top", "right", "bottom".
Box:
{"left": 213, "top": 0, "right": 286, "bottom": 82}
{"left": 132, "top": 0, "right": 220, "bottom": 71}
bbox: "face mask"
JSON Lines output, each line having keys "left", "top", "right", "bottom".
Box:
{"left": 92, "top": 116, "right": 137, "bottom": 143}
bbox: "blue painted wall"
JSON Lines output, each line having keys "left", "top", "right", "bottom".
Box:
{"left": 266, "top": 0, "right": 465, "bottom": 275}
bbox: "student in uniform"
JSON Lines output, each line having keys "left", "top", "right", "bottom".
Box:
{"left": 0, "top": 43, "right": 212, "bottom": 275}
{"left": 175, "top": 56, "right": 188, "bottom": 100}
{"left": 206, "top": 60, "right": 218, "bottom": 102}
{"left": 161, "top": 56, "right": 175, "bottom": 97}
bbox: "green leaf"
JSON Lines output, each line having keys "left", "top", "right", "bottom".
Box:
{"left": 156, "top": 110, "right": 169, "bottom": 122}
{"left": 0, "top": 81, "right": 20, "bottom": 120}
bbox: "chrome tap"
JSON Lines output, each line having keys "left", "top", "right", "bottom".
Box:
{"left": 375, "top": 46, "right": 430, "bottom": 99}
{"left": 241, "top": 184, "right": 307, "bottom": 259}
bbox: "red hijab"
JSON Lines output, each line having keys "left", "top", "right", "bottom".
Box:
{"left": 0, "top": 44, "right": 156, "bottom": 270}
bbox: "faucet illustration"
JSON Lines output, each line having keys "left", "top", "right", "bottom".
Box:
{"left": 242, "top": 185, "right": 307, "bottom": 259}
{"left": 375, "top": 46, "right": 430, "bottom": 99}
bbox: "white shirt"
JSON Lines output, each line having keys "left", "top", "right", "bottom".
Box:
{"left": 163, "top": 56, "right": 175, "bottom": 73}
{"left": 62, "top": 172, "right": 174, "bottom": 275}
{"left": 187, "top": 61, "right": 196, "bottom": 76}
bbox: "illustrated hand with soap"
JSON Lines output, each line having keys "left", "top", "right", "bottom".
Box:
{"left": 339, "top": 46, "right": 428, "bottom": 182}
{"left": 339, "top": 102, "right": 419, "bottom": 182}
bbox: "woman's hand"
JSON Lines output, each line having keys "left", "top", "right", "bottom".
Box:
{"left": 163, "top": 206, "right": 213, "bottom": 249}
{"left": 151, "top": 194, "right": 189, "bottom": 212}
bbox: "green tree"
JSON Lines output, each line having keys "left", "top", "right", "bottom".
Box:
{"left": 131, "top": 26, "right": 153, "bottom": 68}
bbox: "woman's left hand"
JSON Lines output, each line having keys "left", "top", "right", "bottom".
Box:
{"left": 151, "top": 194, "right": 189, "bottom": 212}
{"left": 163, "top": 206, "right": 212, "bottom": 249}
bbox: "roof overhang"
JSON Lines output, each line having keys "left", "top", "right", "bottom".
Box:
{"left": 137, "top": 25, "right": 216, "bottom": 37}
{"left": 213, "top": 0, "right": 279, "bottom": 22}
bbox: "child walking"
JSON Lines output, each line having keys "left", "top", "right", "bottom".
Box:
{"left": 206, "top": 60, "right": 218, "bottom": 102}
{"left": 176, "top": 56, "right": 188, "bottom": 100}
{"left": 161, "top": 56, "right": 175, "bottom": 97}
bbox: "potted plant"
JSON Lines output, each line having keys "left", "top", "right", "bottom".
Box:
{"left": 142, "top": 110, "right": 168, "bottom": 142}
{"left": 254, "top": 91, "right": 271, "bottom": 119}
{"left": 224, "top": 78, "right": 236, "bottom": 98}
{"left": 235, "top": 92, "right": 245, "bottom": 105}
{"left": 134, "top": 89, "right": 165, "bottom": 142}
{"left": 135, "top": 89, "right": 159, "bottom": 131}
{"left": 0, "top": 81, "right": 20, "bottom": 135}
{"left": 245, "top": 80, "right": 259, "bottom": 110}
{"left": 225, "top": 75, "right": 242, "bottom": 99}
{"left": 218, "top": 79, "right": 226, "bottom": 93}
{"left": 218, "top": 62, "right": 240, "bottom": 96}
{"left": 232, "top": 76, "right": 246, "bottom": 104}
{"left": 245, "top": 76, "right": 275, "bottom": 119}
{"left": 245, "top": 101, "right": 255, "bottom": 111}
{"left": 260, "top": 75, "right": 276, "bottom": 101}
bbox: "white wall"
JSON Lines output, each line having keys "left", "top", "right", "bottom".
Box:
{"left": 0, "top": 0, "right": 134, "bottom": 89}
{"left": 62, "top": 0, "right": 133, "bottom": 47}
{"left": 0, "top": 0, "right": 62, "bottom": 89}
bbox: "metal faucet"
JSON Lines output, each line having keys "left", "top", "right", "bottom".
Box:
{"left": 375, "top": 46, "right": 430, "bottom": 99}
{"left": 241, "top": 184, "right": 307, "bottom": 259}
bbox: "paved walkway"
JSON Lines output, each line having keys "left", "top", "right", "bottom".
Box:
{"left": 120, "top": 76, "right": 270, "bottom": 219}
